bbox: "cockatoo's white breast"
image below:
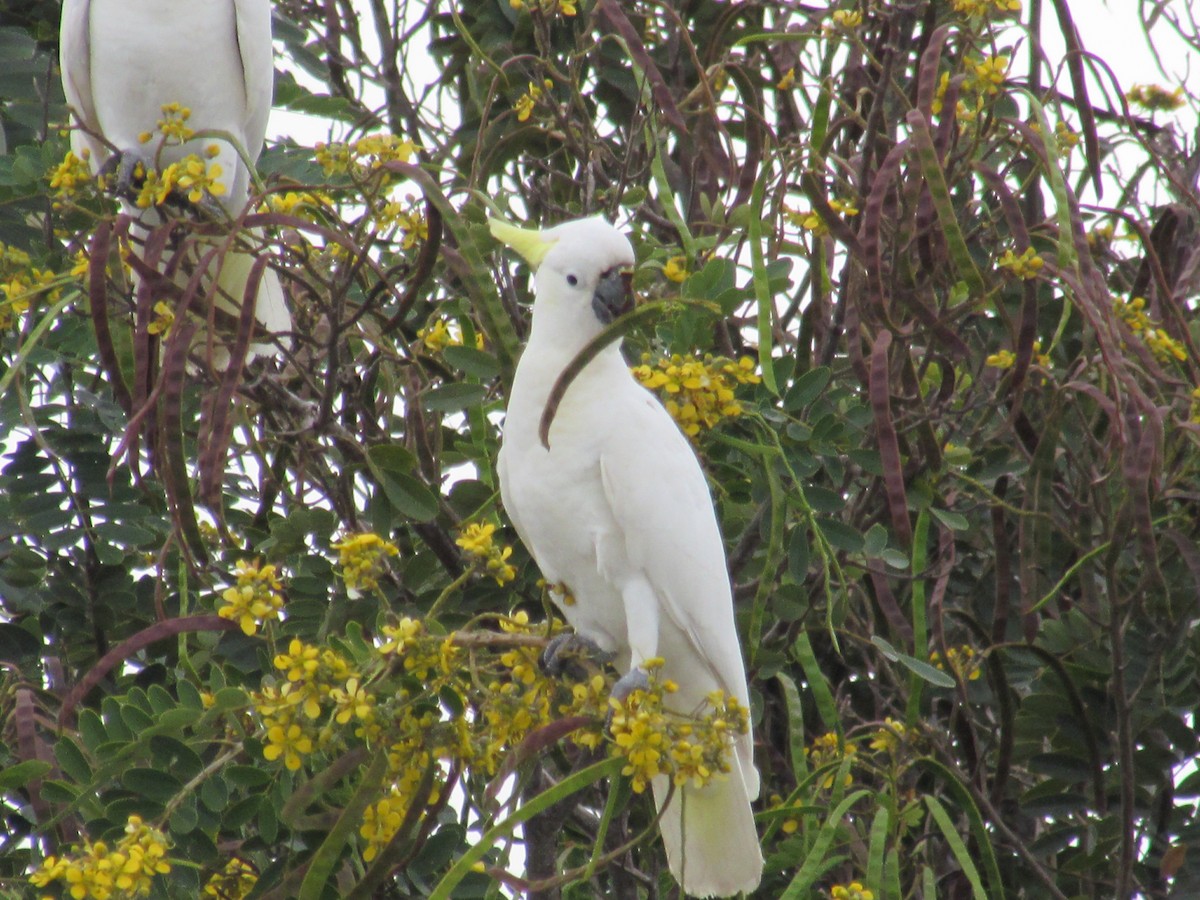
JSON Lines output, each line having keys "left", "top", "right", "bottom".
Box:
{"left": 67, "top": 0, "right": 274, "bottom": 206}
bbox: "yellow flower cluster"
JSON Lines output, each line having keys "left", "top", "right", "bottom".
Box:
{"left": 776, "top": 68, "right": 796, "bottom": 91}
{"left": 1113, "top": 296, "right": 1188, "bottom": 364}
{"left": 868, "top": 717, "right": 909, "bottom": 756}
{"left": 1127, "top": 84, "right": 1186, "bottom": 112}
{"left": 1055, "top": 119, "right": 1080, "bottom": 155}
{"left": 217, "top": 558, "right": 285, "bottom": 636}
{"left": 930, "top": 644, "right": 982, "bottom": 681}
{"left": 253, "top": 639, "right": 360, "bottom": 768}
{"left": 966, "top": 55, "right": 1009, "bottom": 96}
{"left": 469, "top": 612, "right": 555, "bottom": 772}
{"left": 375, "top": 199, "right": 428, "bottom": 249}
{"left": 139, "top": 101, "right": 196, "bottom": 144}
{"left": 768, "top": 792, "right": 801, "bottom": 834}
{"left": 831, "top": 881, "right": 876, "bottom": 900}
{"left": 952, "top": 0, "right": 1020, "bottom": 16}
{"left": 998, "top": 246, "right": 1044, "bottom": 279}
{"left": 456, "top": 522, "right": 517, "bottom": 585}
{"left": 147, "top": 300, "right": 175, "bottom": 336}
{"left": 332, "top": 532, "right": 400, "bottom": 594}
{"left": 133, "top": 153, "right": 227, "bottom": 208}
{"left": 830, "top": 9, "right": 863, "bottom": 29}
{"left": 985, "top": 340, "right": 1049, "bottom": 370}
{"left": 0, "top": 242, "right": 60, "bottom": 328}
{"left": 662, "top": 255, "right": 689, "bottom": 283}
{"left": 260, "top": 190, "right": 332, "bottom": 221}
{"left": 806, "top": 731, "right": 857, "bottom": 789}
{"left": 48, "top": 150, "right": 95, "bottom": 200}
{"left": 608, "top": 663, "right": 749, "bottom": 794}
{"left": 378, "top": 617, "right": 461, "bottom": 686}
{"left": 417, "top": 317, "right": 484, "bottom": 353}
{"left": 631, "top": 353, "right": 760, "bottom": 436}
{"left": 30, "top": 815, "right": 171, "bottom": 900}
{"left": 515, "top": 80, "right": 553, "bottom": 123}
{"left": 509, "top": 0, "right": 577, "bottom": 16}
{"left": 315, "top": 134, "right": 418, "bottom": 177}
{"left": 785, "top": 198, "right": 859, "bottom": 236}
{"left": 202, "top": 857, "right": 257, "bottom": 899}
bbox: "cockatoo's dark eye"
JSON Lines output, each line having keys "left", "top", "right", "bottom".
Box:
{"left": 566, "top": 274, "right": 579, "bottom": 286}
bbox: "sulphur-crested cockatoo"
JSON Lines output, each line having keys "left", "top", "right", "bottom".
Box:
{"left": 491, "top": 215, "right": 763, "bottom": 897}
{"left": 59, "top": 0, "right": 290, "bottom": 357}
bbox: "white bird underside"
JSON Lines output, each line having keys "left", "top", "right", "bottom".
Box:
{"left": 60, "top": 0, "right": 290, "bottom": 352}
{"left": 495, "top": 216, "right": 763, "bottom": 897}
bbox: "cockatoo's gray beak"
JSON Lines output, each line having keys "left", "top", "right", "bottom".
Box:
{"left": 592, "top": 267, "right": 634, "bottom": 324}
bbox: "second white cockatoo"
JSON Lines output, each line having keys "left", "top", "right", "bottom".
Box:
{"left": 492, "top": 215, "right": 763, "bottom": 897}
{"left": 59, "top": 0, "right": 291, "bottom": 358}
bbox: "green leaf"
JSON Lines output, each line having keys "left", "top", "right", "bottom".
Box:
{"left": 55, "top": 738, "right": 92, "bottom": 783}
{"left": 422, "top": 382, "right": 489, "bottom": 413}
{"left": 123, "top": 767, "right": 183, "bottom": 802}
{"left": 872, "top": 636, "right": 956, "bottom": 688}
{"left": 442, "top": 345, "right": 500, "bottom": 379}
{"left": 376, "top": 471, "right": 439, "bottom": 523}
{"left": 784, "top": 366, "right": 832, "bottom": 410}
{"left": 0, "top": 759, "right": 52, "bottom": 791}
{"left": 930, "top": 507, "right": 969, "bottom": 531}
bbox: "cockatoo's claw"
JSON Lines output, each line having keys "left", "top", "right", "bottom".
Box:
{"left": 96, "top": 149, "right": 151, "bottom": 201}
{"left": 540, "top": 632, "right": 613, "bottom": 681}
{"left": 610, "top": 667, "right": 650, "bottom": 703}
{"left": 604, "top": 667, "right": 651, "bottom": 730}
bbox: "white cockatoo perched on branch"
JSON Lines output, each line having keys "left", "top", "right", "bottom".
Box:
{"left": 491, "top": 215, "right": 763, "bottom": 897}
{"left": 59, "top": 0, "right": 291, "bottom": 357}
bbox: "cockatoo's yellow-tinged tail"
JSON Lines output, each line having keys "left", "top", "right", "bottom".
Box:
{"left": 653, "top": 756, "right": 763, "bottom": 897}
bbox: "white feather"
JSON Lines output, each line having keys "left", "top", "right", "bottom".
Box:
{"left": 59, "top": 0, "right": 289, "bottom": 355}
{"left": 497, "top": 216, "right": 763, "bottom": 897}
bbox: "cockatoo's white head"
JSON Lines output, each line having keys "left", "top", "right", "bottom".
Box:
{"left": 489, "top": 215, "right": 635, "bottom": 333}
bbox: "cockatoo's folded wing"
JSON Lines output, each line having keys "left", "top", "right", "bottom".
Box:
{"left": 60, "top": 0, "right": 103, "bottom": 161}
{"left": 597, "top": 388, "right": 753, "bottom": 713}
{"left": 233, "top": 0, "right": 275, "bottom": 168}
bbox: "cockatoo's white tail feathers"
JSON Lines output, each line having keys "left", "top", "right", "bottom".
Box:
{"left": 488, "top": 218, "right": 557, "bottom": 268}
{"left": 654, "top": 764, "right": 764, "bottom": 898}
{"left": 215, "top": 249, "right": 290, "bottom": 335}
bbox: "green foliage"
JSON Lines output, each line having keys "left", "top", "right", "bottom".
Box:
{"left": 2, "top": 0, "right": 1200, "bottom": 897}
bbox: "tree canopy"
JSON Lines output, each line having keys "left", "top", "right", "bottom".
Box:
{"left": 1, "top": 0, "right": 1199, "bottom": 897}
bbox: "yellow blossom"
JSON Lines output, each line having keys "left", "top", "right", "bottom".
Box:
{"left": 29, "top": 815, "right": 172, "bottom": 899}
{"left": 456, "top": 522, "right": 517, "bottom": 585}
{"left": 998, "top": 246, "right": 1044, "bottom": 279}
{"left": 147, "top": 300, "right": 175, "bottom": 336}
{"left": 203, "top": 858, "right": 258, "bottom": 899}
{"left": 662, "top": 255, "right": 689, "bottom": 283}
{"left": 263, "top": 720, "right": 314, "bottom": 770}
{"left": 1127, "top": 84, "right": 1186, "bottom": 112}
{"left": 217, "top": 558, "right": 285, "bottom": 636}
{"left": 831, "top": 882, "right": 875, "bottom": 900}
{"left": 631, "top": 353, "right": 759, "bottom": 436}
{"left": 48, "top": 150, "right": 94, "bottom": 199}
{"left": 967, "top": 55, "right": 1009, "bottom": 95}
{"left": 831, "top": 9, "right": 863, "bottom": 29}
{"left": 930, "top": 644, "right": 982, "bottom": 681}
{"left": 1113, "top": 295, "right": 1188, "bottom": 364}
{"left": 776, "top": 68, "right": 796, "bottom": 91}
{"left": 515, "top": 80, "right": 552, "bottom": 123}
{"left": 156, "top": 102, "right": 195, "bottom": 142}
{"left": 332, "top": 532, "right": 400, "bottom": 594}
{"left": 806, "top": 731, "right": 857, "bottom": 789}
{"left": 868, "top": 717, "right": 908, "bottom": 755}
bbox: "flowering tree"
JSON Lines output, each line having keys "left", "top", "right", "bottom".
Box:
{"left": 2, "top": 1, "right": 1200, "bottom": 898}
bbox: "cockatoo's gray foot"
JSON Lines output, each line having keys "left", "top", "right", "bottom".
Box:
{"left": 97, "top": 149, "right": 150, "bottom": 200}
{"left": 540, "top": 632, "right": 613, "bottom": 681}
{"left": 610, "top": 666, "right": 650, "bottom": 703}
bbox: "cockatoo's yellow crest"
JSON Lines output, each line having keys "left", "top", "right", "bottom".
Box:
{"left": 488, "top": 217, "right": 558, "bottom": 269}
